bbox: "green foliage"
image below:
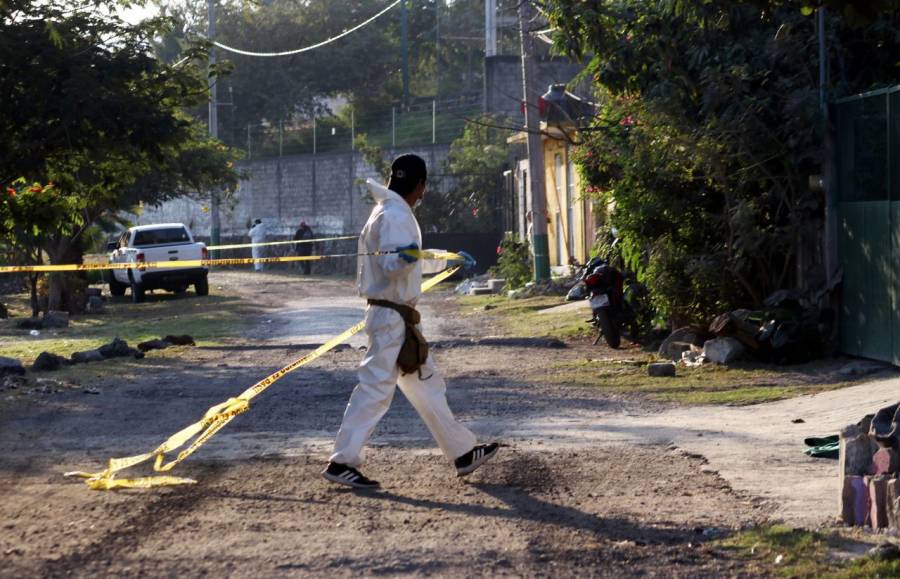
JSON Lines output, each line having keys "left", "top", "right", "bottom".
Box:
{"left": 548, "top": 0, "right": 900, "bottom": 325}
{"left": 554, "top": 359, "right": 851, "bottom": 405}
{"left": 354, "top": 134, "right": 392, "bottom": 183}
{"left": 354, "top": 117, "right": 511, "bottom": 234}
{"left": 492, "top": 232, "right": 533, "bottom": 289}
{"left": 159, "top": 0, "right": 497, "bottom": 133}
{"left": 440, "top": 118, "right": 510, "bottom": 232}
{"left": 0, "top": 0, "right": 242, "bottom": 311}
{"left": 720, "top": 525, "right": 900, "bottom": 577}
{"left": 0, "top": 180, "right": 79, "bottom": 314}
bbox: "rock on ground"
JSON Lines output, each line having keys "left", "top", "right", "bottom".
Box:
{"left": 70, "top": 350, "right": 105, "bottom": 364}
{"left": 98, "top": 338, "right": 143, "bottom": 359}
{"left": 137, "top": 338, "right": 171, "bottom": 352}
{"left": 703, "top": 337, "right": 746, "bottom": 365}
{"left": 41, "top": 310, "right": 69, "bottom": 329}
{"left": 648, "top": 361, "right": 677, "bottom": 377}
{"left": 658, "top": 327, "right": 708, "bottom": 361}
{"left": 0, "top": 356, "right": 25, "bottom": 376}
{"left": 31, "top": 352, "right": 71, "bottom": 372}
{"left": 138, "top": 335, "right": 197, "bottom": 352}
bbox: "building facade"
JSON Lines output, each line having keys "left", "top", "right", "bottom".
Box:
{"left": 509, "top": 126, "right": 597, "bottom": 269}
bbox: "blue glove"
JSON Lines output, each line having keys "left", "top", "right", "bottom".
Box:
{"left": 450, "top": 250, "right": 477, "bottom": 270}
{"left": 397, "top": 243, "right": 419, "bottom": 264}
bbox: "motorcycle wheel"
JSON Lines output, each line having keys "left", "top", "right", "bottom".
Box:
{"left": 594, "top": 308, "right": 621, "bottom": 349}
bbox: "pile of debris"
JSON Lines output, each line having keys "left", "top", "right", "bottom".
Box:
{"left": 507, "top": 278, "right": 573, "bottom": 299}
{"left": 455, "top": 275, "right": 507, "bottom": 296}
{"left": 658, "top": 290, "right": 830, "bottom": 366}
{"left": 657, "top": 327, "right": 744, "bottom": 366}
{"left": 840, "top": 402, "right": 900, "bottom": 529}
{"left": 708, "top": 290, "right": 827, "bottom": 364}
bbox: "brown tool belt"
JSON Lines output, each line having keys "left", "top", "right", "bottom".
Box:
{"left": 367, "top": 299, "right": 428, "bottom": 376}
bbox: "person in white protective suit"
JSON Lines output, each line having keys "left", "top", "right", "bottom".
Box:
{"left": 323, "top": 154, "right": 498, "bottom": 489}
{"left": 247, "top": 219, "right": 266, "bottom": 271}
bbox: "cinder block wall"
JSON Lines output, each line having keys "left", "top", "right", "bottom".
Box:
{"left": 137, "top": 144, "right": 452, "bottom": 241}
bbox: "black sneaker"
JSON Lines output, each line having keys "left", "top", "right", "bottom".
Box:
{"left": 321, "top": 462, "right": 380, "bottom": 489}
{"left": 455, "top": 443, "right": 499, "bottom": 477}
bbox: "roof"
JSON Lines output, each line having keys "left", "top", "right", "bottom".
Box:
{"left": 129, "top": 223, "right": 188, "bottom": 231}
{"left": 506, "top": 123, "right": 575, "bottom": 145}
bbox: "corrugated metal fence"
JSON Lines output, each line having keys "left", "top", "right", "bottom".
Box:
{"left": 835, "top": 86, "right": 900, "bottom": 362}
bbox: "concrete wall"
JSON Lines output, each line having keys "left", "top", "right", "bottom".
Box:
{"left": 137, "top": 144, "right": 452, "bottom": 242}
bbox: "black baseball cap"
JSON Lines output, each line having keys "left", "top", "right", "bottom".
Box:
{"left": 390, "top": 154, "right": 427, "bottom": 183}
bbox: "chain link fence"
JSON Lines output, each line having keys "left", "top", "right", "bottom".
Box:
{"left": 230, "top": 95, "right": 483, "bottom": 160}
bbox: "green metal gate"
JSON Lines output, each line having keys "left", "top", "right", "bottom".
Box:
{"left": 835, "top": 86, "right": 900, "bottom": 362}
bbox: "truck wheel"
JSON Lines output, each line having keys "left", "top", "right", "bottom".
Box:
{"left": 108, "top": 275, "right": 127, "bottom": 297}
{"left": 194, "top": 276, "right": 209, "bottom": 297}
{"left": 594, "top": 308, "right": 620, "bottom": 349}
{"left": 131, "top": 281, "right": 146, "bottom": 303}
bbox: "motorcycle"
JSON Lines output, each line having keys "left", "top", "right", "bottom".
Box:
{"left": 567, "top": 254, "right": 650, "bottom": 349}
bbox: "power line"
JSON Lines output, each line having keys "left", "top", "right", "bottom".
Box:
{"left": 206, "top": 0, "right": 401, "bottom": 58}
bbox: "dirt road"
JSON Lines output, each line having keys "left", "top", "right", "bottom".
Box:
{"left": 3, "top": 272, "right": 775, "bottom": 577}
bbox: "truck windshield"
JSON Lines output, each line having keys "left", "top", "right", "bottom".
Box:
{"left": 133, "top": 227, "right": 191, "bottom": 246}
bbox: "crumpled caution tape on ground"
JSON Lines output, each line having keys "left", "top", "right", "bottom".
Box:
{"left": 64, "top": 266, "right": 460, "bottom": 490}
{"left": 0, "top": 249, "right": 461, "bottom": 274}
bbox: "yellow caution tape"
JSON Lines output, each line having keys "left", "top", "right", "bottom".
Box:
{"left": 65, "top": 266, "right": 461, "bottom": 490}
{"left": 0, "top": 249, "right": 463, "bottom": 274}
{"left": 206, "top": 235, "right": 359, "bottom": 251}
{"left": 81, "top": 235, "right": 359, "bottom": 261}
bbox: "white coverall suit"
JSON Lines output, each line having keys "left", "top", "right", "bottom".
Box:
{"left": 329, "top": 179, "right": 477, "bottom": 467}
{"left": 248, "top": 222, "right": 267, "bottom": 271}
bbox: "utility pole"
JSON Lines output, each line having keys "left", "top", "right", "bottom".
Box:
{"left": 519, "top": 1, "right": 550, "bottom": 280}
{"left": 818, "top": 7, "right": 837, "bottom": 284}
{"left": 485, "top": 0, "right": 497, "bottom": 57}
{"left": 401, "top": 0, "right": 410, "bottom": 107}
{"left": 434, "top": 0, "right": 441, "bottom": 97}
{"left": 207, "top": 0, "right": 221, "bottom": 246}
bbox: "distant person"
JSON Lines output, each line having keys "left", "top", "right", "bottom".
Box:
{"left": 322, "top": 153, "right": 496, "bottom": 489}
{"left": 248, "top": 218, "right": 266, "bottom": 272}
{"left": 293, "top": 221, "right": 314, "bottom": 275}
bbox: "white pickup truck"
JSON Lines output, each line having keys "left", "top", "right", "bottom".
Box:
{"left": 106, "top": 223, "right": 209, "bottom": 303}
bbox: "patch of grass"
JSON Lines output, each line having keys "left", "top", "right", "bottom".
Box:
{"left": 718, "top": 525, "right": 900, "bottom": 578}
{"left": 457, "top": 295, "right": 592, "bottom": 340}
{"left": 554, "top": 358, "right": 852, "bottom": 405}
{"left": 0, "top": 289, "right": 262, "bottom": 364}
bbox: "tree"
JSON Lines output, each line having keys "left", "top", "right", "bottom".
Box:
{"left": 544, "top": 0, "right": 900, "bottom": 324}
{"left": 440, "top": 119, "right": 509, "bottom": 233}
{"left": 152, "top": 0, "right": 496, "bottom": 142}
{"left": 0, "top": 0, "right": 241, "bottom": 312}
{"left": 0, "top": 181, "right": 74, "bottom": 316}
